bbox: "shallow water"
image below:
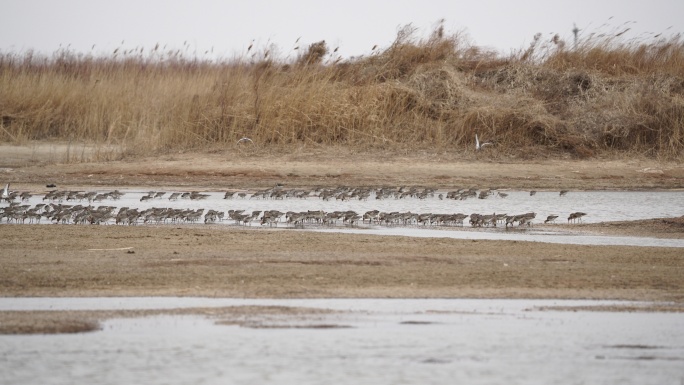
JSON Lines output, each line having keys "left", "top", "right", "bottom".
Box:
{"left": 113, "top": 189, "right": 684, "bottom": 224}
{"left": 1, "top": 298, "right": 683, "bottom": 385}
{"left": 314, "top": 226, "right": 684, "bottom": 247}
{"left": 8, "top": 189, "right": 684, "bottom": 247}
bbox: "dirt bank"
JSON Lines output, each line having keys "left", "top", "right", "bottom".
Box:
{"left": 1, "top": 144, "right": 683, "bottom": 191}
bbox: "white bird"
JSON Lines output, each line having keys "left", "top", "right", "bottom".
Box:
{"left": 1, "top": 183, "right": 9, "bottom": 202}
{"left": 475, "top": 133, "right": 493, "bottom": 151}
{"left": 236, "top": 137, "right": 253, "bottom": 145}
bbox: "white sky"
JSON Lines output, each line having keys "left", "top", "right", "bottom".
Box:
{"left": 2, "top": 0, "right": 683, "bottom": 60}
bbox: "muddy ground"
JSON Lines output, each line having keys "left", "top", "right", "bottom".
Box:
{"left": 1, "top": 143, "right": 683, "bottom": 333}
{"left": 2, "top": 143, "right": 683, "bottom": 191}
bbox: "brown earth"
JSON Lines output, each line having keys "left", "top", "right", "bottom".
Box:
{"left": 1, "top": 143, "right": 683, "bottom": 191}
{"left": 0, "top": 222, "right": 683, "bottom": 300}
{"left": 1, "top": 143, "right": 684, "bottom": 333}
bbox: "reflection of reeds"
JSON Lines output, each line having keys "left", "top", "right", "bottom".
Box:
{"left": 1, "top": 21, "right": 683, "bottom": 159}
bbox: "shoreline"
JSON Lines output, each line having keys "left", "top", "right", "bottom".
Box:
{"left": 2, "top": 298, "right": 683, "bottom": 335}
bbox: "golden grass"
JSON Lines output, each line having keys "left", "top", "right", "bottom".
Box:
{"left": 1, "top": 24, "right": 683, "bottom": 160}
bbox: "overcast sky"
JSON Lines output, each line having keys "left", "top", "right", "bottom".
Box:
{"left": 2, "top": 0, "right": 683, "bottom": 60}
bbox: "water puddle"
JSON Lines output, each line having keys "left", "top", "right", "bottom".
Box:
{"left": 1, "top": 298, "right": 683, "bottom": 385}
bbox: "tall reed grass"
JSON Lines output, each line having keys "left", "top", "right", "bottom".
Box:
{"left": 1, "top": 23, "right": 682, "bottom": 159}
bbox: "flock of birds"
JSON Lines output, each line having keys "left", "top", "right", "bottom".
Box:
{"left": 0, "top": 182, "right": 587, "bottom": 228}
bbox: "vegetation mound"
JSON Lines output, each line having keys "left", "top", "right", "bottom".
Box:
{"left": 1, "top": 22, "right": 683, "bottom": 160}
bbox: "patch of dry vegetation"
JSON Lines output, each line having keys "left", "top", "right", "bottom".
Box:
{"left": 1, "top": 21, "right": 683, "bottom": 160}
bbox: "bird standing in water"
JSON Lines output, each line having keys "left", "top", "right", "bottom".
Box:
{"left": 0, "top": 183, "right": 9, "bottom": 202}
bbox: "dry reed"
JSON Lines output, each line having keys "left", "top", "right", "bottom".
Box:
{"left": 1, "top": 23, "right": 682, "bottom": 160}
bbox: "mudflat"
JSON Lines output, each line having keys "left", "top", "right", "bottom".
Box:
{"left": 1, "top": 219, "right": 683, "bottom": 301}
{"left": 2, "top": 144, "right": 684, "bottom": 334}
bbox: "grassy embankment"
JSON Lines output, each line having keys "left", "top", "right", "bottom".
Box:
{"left": 1, "top": 23, "right": 683, "bottom": 161}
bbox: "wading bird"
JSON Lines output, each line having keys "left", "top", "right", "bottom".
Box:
{"left": 544, "top": 215, "right": 559, "bottom": 224}
{"left": 0, "top": 183, "right": 9, "bottom": 202}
